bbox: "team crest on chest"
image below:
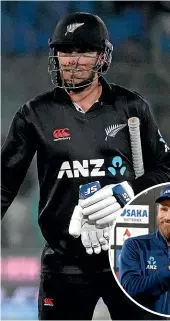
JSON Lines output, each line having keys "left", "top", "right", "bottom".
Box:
{"left": 105, "top": 124, "right": 127, "bottom": 141}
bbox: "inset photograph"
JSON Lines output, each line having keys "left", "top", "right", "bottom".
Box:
{"left": 109, "top": 183, "right": 170, "bottom": 318}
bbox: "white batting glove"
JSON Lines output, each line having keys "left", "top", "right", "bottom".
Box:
{"left": 69, "top": 204, "right": 83, "bottom": 238}
{"left": 79, "top": 181, "right": 134, "bottom": 227}
{"left": 68, "top": 204, "right": 112, "bottom": 254}
{"left": 69, "top": 181, "right": 101, "bottom": 238}
{"left": 81, "top": 221, "right": 111, "bottom": 255}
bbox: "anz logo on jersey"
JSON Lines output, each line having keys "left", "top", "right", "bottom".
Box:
{"left": 146, "top": 256, "right": 157, "bottom": 270}
{"left": 57, "top": 156, "right": 127, "bottom": 179}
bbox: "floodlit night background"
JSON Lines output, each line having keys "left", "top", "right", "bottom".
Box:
{"left": 1, "top": 1, "right": 170, "bottom": 319}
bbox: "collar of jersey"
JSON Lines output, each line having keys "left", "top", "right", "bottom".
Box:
{"left": 73, "top": 101, "right": 98, "bottom": 114}
{"left": 53, "top": 77, "right": 116, "bottom": 119}
{"left": 154, "top": 229, "right": 169, "bottom": 249}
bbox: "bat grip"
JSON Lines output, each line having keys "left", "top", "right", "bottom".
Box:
{"left": 128, "top": 117, "right": 144, "bottom": 179}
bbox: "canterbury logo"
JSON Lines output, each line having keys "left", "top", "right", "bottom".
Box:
{"left": 65, "top": 23, "right": 84, "bottom": 35}
{"left": 53, "top": 128, "right": 71, "bottom": 141}
{"left": 44, "top": 298, "right": 54, "bottom": 306}
{"left": 105, "top": 124, "right": 127, "bottom": 141}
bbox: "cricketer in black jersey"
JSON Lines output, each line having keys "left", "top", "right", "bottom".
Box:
{"left": 1, "top": 11, "right": 170, "bottom": 321}
{"left": 1, "top": 77, "right": 170, "bottom": 318}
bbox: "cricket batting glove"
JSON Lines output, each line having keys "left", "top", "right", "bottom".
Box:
{"left": 69, "top": 181, "right": 112, "bottom": 254}
{"left": 68, "top": 204, "right": 111, "bottom": 254}
{"left": 69, "top": 181, "right": 102, "bottom": 238}
{"left": 79, "top": 181, "right": 134, "bottom": 227}
{"left": 81, "top": 220, "right": 111, "bottom": 255}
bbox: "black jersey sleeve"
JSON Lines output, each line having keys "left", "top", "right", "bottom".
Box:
{"left": 130, "top": 100, "right": 170, "bottom": 195}
{"left": 1, "top": 106, "right": 36, "bottom": 218}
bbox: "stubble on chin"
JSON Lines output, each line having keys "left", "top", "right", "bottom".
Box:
{"left": 158, "top": 220, "right": 170, "bottom": 241}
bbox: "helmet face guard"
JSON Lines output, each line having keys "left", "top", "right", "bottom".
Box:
{"left": 48, "top": 39, "right": 113, "bottom": 90}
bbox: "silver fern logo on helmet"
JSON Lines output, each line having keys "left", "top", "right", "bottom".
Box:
{"left": 105, "top": 124, "right": 127, "bottom": 141}
{"left": 65, "top": 23, "right": 85, "bottom": 36}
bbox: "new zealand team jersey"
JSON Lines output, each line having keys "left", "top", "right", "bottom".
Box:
{"left": 1, "top": 77, "right": 170, "bottom": 274}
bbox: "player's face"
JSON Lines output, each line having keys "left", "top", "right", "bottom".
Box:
{"left": 157, "top": 200, "right": 170, "bottom": 241}
{"left": 57, "top": 50, "right": 100, "bottom": 85}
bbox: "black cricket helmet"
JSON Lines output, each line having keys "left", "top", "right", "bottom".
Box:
{"left": 48, "top": 12, "right": 113, "bottom": 90}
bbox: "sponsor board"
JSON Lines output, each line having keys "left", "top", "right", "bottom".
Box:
{"left": 116, "top": 249, "right": 122, "bottom": 268}
{"left": 109, "top": 228, "right": 115, "bottom": 267}
{"left": 109, "top": 227, "right": 115, "bottom": 248}
{"left": 117, "top": 205, "right": 149, "bottom": 224}
{"left": 109, "top": 248, "right": 114, "bottom": 268}
{"left": 116, "top": 227, "right": 148, "bottom": 245}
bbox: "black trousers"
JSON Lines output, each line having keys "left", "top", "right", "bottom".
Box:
{"left": 38, "top": 270, "right": 164, "bottom": 320}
